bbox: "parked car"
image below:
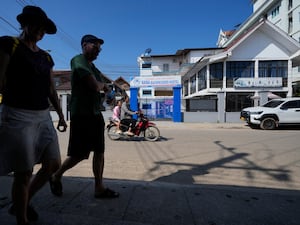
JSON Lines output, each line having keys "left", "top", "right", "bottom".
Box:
{"left": 240, "top": 97, "right": 300, "bottom": 130}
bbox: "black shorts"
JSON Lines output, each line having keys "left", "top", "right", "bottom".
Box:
{"left": 68, "top": 114, "right": 105, "bottom": 159}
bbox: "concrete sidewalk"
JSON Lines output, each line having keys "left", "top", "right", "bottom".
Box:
{"left": 1, "top": 175, "right": 300, "bottom": 225}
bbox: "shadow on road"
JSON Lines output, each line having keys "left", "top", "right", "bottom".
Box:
{"left": 153, "top": 140, "right": 291, "bottom": 185}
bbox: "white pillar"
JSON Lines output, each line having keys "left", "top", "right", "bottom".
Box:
{"left": 217, "top": 91, "right": 226, "bottom": 123}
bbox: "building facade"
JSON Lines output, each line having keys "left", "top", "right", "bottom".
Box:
{"left": 183, "top": 19, "right": 300, "bottom": 112}
{"left": 134, "top": 0, "right": 300, "bottom": 122}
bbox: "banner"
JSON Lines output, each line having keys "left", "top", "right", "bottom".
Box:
{"left": 130, "top": 76, "right": 181, "bottom": 87}
{"left": 234, "top": 77, "right": 282, "bottom": 88}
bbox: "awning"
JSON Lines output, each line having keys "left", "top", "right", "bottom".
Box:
{"left": 209, "top": 51, "right": 232, "bottom": 63}
{"left": 268, "top": 92, "right": 282, "bottom": 99}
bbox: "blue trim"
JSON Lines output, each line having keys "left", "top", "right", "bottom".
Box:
{"left": 130, "top": 87, "right": 138, "bottom": 119}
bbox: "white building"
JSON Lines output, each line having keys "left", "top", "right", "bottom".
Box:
{"left": 136, "top": 48, "right": 223, "bottom": 119}
{"left": 219, "top": 0, "right": 300, "bottom": 83}
{"left": 220, "top": 0, "right": 300, "bottom": 47}
{"left": 183, "top": 19, "right": 300, "bottom": 112}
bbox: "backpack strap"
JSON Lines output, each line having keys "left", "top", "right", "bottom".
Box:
{"left": 45, "top": 52, "right": 51, "bottom": 63}
{"left": 10, "top": 37, "right": 52, "bottom": 63}
{"left": 11, "top": 37, "right": 20, "bottom": 56}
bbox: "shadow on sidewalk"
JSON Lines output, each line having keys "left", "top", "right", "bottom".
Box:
{"left": 1, "top": 175, "right": 300, "bottom": 225}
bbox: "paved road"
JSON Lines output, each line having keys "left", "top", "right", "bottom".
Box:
{"left": 56, "top": 121, "right": 300, "bottom": 191}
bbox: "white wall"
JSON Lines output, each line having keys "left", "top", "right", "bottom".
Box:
{"left": 151, "top": 57, "right": 180, "bottom": 73}
{"left": 253, "top": 0, "right": 267, "bottom": 12}
{"left": 230, "top": 31, "right": 290, "bottom": 60}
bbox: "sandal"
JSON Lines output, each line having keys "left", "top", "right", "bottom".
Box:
{"left": 94, "top": 188, "right": 120, "bottom": 199}
{"left": 49, "top": 176, "right": 63, "bottom": 197}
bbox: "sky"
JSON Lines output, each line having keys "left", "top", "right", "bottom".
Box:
{"left": 0, "top": 0, "right": 253, "bottom": 81}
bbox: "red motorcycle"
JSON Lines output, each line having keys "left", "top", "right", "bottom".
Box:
{"left": 106, "top": 112, "right": 160, "bottom": 141}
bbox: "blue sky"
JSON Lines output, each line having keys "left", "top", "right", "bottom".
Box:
{"left": 0, "top": 0, "right": 253, "bottom": 81}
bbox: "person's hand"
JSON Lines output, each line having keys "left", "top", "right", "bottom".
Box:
{"left": 57, "top": 117, "right": 67, "bottom": 132}
{"left": 103, "top": 84, "right": 110, "bottom": 93}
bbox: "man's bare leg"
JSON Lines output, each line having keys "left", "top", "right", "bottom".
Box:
{"left": 93, "top": 152, "right": 105, "bottom": 193}
{"left": 12, "top": 171, "right": 31, "bottom": 225}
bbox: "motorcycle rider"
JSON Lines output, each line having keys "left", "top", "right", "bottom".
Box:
{"left": 120, "top": 95, "right": 138, "bottom": 136}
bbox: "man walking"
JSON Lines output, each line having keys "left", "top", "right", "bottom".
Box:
{"left": 50, "top": 34, "right": 119, "bottom": 198}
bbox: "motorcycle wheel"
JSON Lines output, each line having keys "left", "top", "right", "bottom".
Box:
{"left": 144, "top": 126, "right": 160, "bottom": 142}
{"left": 107, "top": 125, "right": 121, "bottom": 140}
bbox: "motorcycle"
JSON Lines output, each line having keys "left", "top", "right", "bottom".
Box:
{"left": 106, "top": 112, "right": 160, "bottom": 141}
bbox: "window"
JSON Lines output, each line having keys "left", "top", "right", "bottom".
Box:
{"left": 271, "top": 5, "right": 280, "bottom": 18}
{"left": 226, "top": 93, "right": 252, "bottom": 112}
{"left": 142, "top": 63, "right": 151, "bottom": 68}
{"left": 163, "top": 64, "right": 169, "bottom": 72}
{"left": 198, "top": 66, "right": 207, "bottom": 91}
{"left": 226, "top": 61, "right": 254, "bottom": 79}
{"left": 142, "top": 89, "right": 152, "bottom": 96}
{"left": 226, "top": 61, "right": 254, "bottom": 87}
{"left": 53, "top": 77, "right": 60, "bottom": 87}
{"left": 288, "top": 0, "right": 293, "bottom": 10}
{"left": 258, "top": 60, "right": 288, "bottom": 78}
{"left": 288, "top": 13, "right": 293, "bottom": 33}
{"left": 142, "top": 104, "right": 151, "bottom": 110}
{"left": 190, "top": 75, "right": 196, "bottom": 94}
{"left": 282, "top": 100, "right": 300, "bottom": 109}
{"left": 210, "top": 62, "right": 223, "bottom": 88}
{"left": 210, "top": 62, "right": 223, "bottom": 79}
{"left": 183, "top": 80, "right": 188, "bottom": 96}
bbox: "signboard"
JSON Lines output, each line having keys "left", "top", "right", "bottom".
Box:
{"left": 234, "top": 77, "right": 282, "bottom": 88}
{"left": 130, "top": 75, "right": 181, "bottom": 87}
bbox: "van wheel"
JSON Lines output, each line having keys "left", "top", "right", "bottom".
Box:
{"left": 260, "top": 117, "right": 277, "bottom": 130}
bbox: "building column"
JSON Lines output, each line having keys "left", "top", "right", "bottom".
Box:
{"left": 217, "top": 91, "right": 226, "bottom": 123}
{"left": 130, "top": 87, "right": 138, "bottom": 119}
{"left": 173, "top": 86, "right": 182, "bottom": 122}
{"left": 287, "top": 59, "right": 293, "bottom": 97}
{"left": 223, "top": 61, "right": 226, "bottom": 88}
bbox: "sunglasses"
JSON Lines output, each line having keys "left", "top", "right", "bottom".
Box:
{"left": 89, "top": 42, "right": 102, "bottom": 51}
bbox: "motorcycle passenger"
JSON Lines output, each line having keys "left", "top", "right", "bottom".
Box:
{"left": 112, "top": 99, "right": 122, "bottom": 133}
{"left": 120, "top": 95, "right": 138, "bottom": 136}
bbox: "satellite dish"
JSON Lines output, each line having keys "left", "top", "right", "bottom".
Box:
{"left": 144, "top": 48, "right": 152, "bottom": 55}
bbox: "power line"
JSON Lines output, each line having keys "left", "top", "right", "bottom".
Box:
{"left": 0, "top": 16, "right": 19, "bottom": 32}
{"left": 56, "top": 25, "right": 80, "bottom": 52}
{"left": 15, "top": 0, "right": 28, "bottom": 7}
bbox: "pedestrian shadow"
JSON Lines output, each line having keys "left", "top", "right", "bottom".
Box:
{"left": 152, "top": 140, "right": 291, "bottom": 185}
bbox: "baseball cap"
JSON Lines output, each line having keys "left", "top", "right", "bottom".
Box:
{"left": 81, "top": 34, "right": 104, "bottom": 45}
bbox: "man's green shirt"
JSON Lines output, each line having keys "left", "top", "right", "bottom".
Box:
{"left": 70, "top": 54, "right": 104, "bottom": 117}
